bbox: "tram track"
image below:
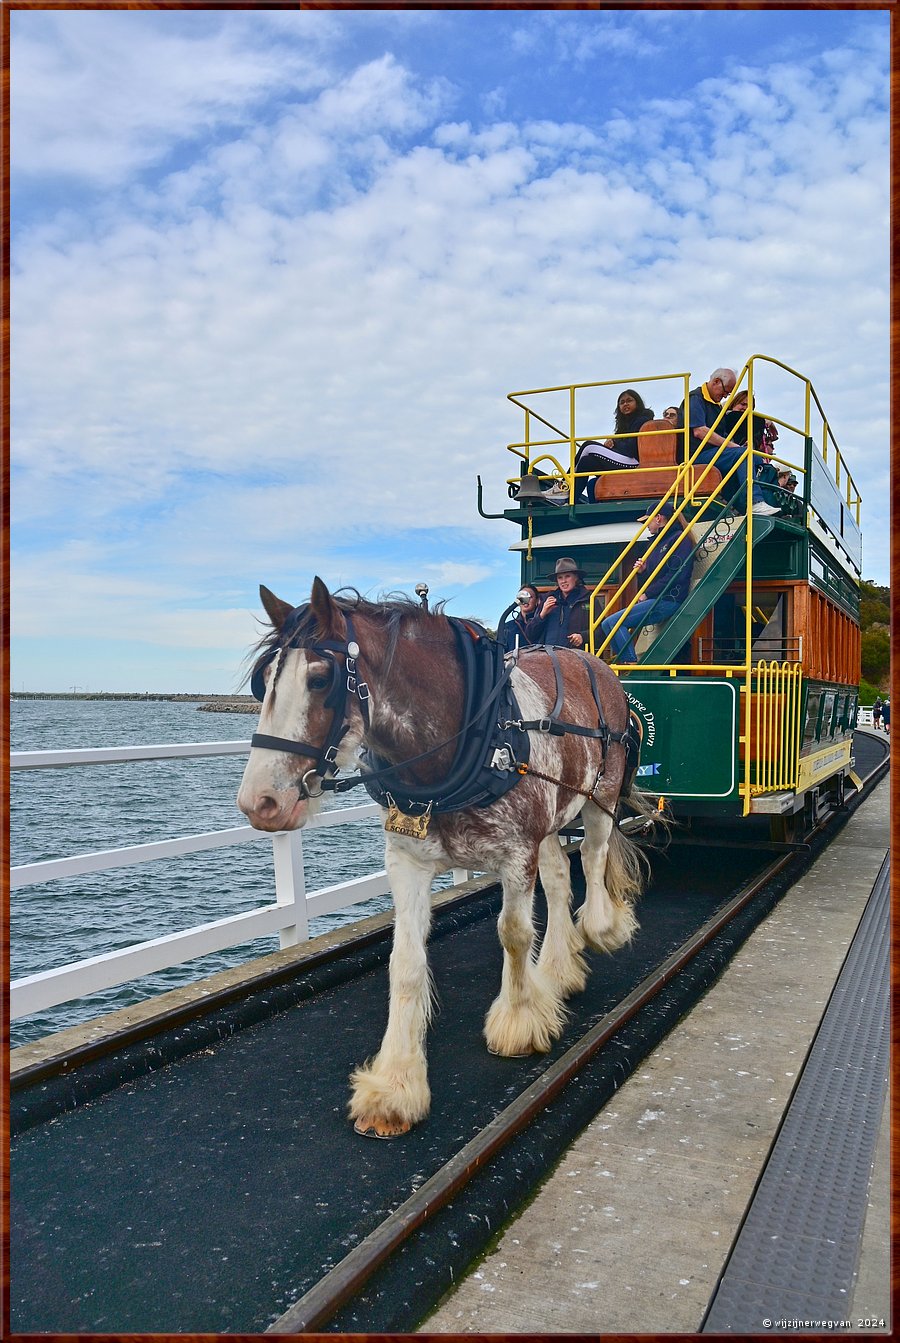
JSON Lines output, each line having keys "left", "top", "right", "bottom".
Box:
{"left": 10, "top": 737, "right": 888, "bottom": 1336}
{"left": 270, "top": 741, "right": 890, "bottom": 1334}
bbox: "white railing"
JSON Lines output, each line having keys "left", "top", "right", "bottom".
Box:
{"left": 10, "top": 740, "right": 474, "bottom": 1022}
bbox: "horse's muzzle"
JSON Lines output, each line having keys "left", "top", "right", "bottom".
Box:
{"left": 237, "top": 786, "right": 310, "bottom": 832}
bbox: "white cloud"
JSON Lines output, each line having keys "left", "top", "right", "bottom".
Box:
{"left": 9, "top": 12, "right": 890, "bottom": 690}
{"left": 11, "top": 11, "right": 332, "bottom": 186}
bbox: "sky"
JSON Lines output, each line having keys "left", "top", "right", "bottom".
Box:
{"left": 9, "top": 6, "right": 890, "bottom": 693}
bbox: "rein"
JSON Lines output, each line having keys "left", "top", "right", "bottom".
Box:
{"left": 515, "top": 762, "right": 619, "bottom": 823}
{"left": 249, "top": 606, "right": 641, "bottom": 815}
{"left": 249, "top": 608, "right": 523, "bottom": 804}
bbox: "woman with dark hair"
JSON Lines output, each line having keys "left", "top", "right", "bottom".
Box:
{"left": 575, "top": 388, "right": 654, "bottom": 498}
{"left": 497, "top": 584, "right": 542, "bottom": 652}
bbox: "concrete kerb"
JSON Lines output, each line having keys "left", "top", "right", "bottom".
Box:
{"left": 421, "top": 775, "right": 890, "bottom": 1335}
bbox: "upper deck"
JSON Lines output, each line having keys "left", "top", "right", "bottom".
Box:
{"left": 490, "top": 353, "right": 861, "bottom": 602}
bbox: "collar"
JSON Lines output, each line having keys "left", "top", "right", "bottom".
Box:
{"left": 701, "top": 382, "right": 720, "bottom": 404}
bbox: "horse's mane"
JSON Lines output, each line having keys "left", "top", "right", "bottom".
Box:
{"left": 243, "top": 588, "right": 453, "bottom": 689}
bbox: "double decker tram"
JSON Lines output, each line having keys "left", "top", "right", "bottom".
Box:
{"left": 480, "top": 354, "right": 862, "bottom": 843}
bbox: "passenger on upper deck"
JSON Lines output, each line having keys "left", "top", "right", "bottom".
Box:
{"left": 673, "top": 368, "right": 773, "bottom": 514}
{"left": 498, "top": 584, "right": 541, "bottom": 652}
{"left": 574, "top": 388, "right": 654, "bottom": 498}
{"left": 776, "top": 470, "right": 802, "bottom": 518}
{"left": 528, "top": 557, "right": 589, "bottom": 648}
{"left": 662, "top": 405, "right": 679, "bottom": 425}
{"left": 719, "top": 388, "right": 767, "bottom": 455}
{"left": 598, "top": 502, "right": 695, "bottom": 663}
{"left": 756, "top": 463, "right": 800, "bottom": 518}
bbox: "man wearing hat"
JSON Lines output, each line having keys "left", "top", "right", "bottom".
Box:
{"left": 598, "top": 502, "right": 695, "bottom": 663}
{"left": 756, "top": 459, "right": 802, "bottom": 517}
{"left": 528, "top": 556, "right": 590, "bottom": 648}
{"left": 776, "top": 468, "right": 802, "bottom": 518}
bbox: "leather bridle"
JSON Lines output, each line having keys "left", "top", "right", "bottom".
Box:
{"left": 249, "top": 608, "right": 371, "bottom": 799}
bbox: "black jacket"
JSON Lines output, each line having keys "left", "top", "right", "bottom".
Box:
{"left": 528, "top": 583, "right": 590, "bottom": 647}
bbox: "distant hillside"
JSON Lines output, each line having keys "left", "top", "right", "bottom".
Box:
{"left": 860, "top": 579, "right": 890, "bottom": 700}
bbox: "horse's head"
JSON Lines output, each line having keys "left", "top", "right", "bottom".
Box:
{"left": 237, "top": 577, "right": 365, "bottom": 832}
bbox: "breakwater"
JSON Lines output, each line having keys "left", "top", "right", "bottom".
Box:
{"left": 12, "top": 692, "right": 259, "bottom": 713}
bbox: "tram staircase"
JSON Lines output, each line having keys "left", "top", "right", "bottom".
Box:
{"left": 628, "top": 516, "right": 776, "bottom": 667}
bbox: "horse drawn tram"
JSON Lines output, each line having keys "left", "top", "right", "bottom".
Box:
{"left": 482, "top": 353, "right": 862, "bottom": 842}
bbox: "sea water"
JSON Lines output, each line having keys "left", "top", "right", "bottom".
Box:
{"left": 10, "top": 699, "right": 395, "bottom": 1048}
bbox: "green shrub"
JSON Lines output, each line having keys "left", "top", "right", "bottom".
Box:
{"left": 861, "top": 628, "right": 890, "bottom": 685}
{"left": 858, "top": 678, "right": 882, "bottom": 706}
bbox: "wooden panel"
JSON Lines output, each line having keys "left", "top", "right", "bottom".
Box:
{"left": 594, "top": 464, "right": 722, "bottom": 499}
{"left": 637, "top": 419, "right": 680, "bottom": 467}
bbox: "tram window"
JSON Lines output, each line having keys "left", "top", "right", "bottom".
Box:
{"left": 817, "top": 690, "right": 836, "bottom": 742}
{"left": 835, "top": 691, "right": 854, "bottom": 735}
{"left": 709, "top": 590, "right": 788, "bottom": 664}
{"left": 803, "top": 688, "right": 821, "bottom": 747}
{"left": 749, "top": 593, "right": 785, "bottom": 664}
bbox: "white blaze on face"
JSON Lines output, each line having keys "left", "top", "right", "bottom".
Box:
{"left": 237, "top": 647, "right": 323, "bottom": 831}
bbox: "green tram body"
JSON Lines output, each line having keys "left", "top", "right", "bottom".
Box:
{"left": 486, "top": 356, "right": 862, "bottom": 837}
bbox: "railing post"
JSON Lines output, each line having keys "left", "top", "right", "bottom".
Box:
{"left": 272, "top": 830, "right": 308, "bottom": 947}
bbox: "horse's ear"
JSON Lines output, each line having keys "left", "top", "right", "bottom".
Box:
{"left": 259, "top": 585, "right": 294, "bottom": 631}
{"left": 309, "top": 575, "right": 344, "bottom": 639}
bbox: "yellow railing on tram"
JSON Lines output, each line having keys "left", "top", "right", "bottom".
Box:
{"left": 743, "top": 662, "right": 805, "bottom": 797}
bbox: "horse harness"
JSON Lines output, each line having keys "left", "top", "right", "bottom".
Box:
{"left": 249, "top": 606, "right": 641, "bottom": 835}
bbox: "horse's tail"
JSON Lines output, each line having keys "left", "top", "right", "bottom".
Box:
{"left": 605, "top": 785, "right": 672, "bottom": 906}
{"left": 604, "top": 815, "right": 651, "bottom": 907}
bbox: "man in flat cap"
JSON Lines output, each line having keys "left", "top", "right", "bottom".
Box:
{"left": 598, "top": 502, "right": 695, "bottom": 662}
{"left": 527, "top": 556, "right": 590, "bottom": 648}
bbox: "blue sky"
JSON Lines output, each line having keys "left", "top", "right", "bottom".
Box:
{"left": 10, "top": 7, "right": 890, "bottom": 692}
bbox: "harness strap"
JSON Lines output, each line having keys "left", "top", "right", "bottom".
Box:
{"left": 358, "top": 625, "right": 522, "bottom": 808}
{"left": 502, "top": 648, "right": 634, "bottom": 755}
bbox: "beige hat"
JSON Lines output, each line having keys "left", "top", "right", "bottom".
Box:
{"left": 554, "top": 556, "right": 581, "bottom": 576}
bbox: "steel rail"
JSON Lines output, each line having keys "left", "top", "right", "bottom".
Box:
{"left": 268, "top": 753, "right": 888, "bottom": 1334}
{"left": 270, "top": 858, "right": 791, "bottom": 1332}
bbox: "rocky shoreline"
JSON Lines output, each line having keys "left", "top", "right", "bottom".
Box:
{"left": 197, "top": 698, "right": 259, "bottom": 714}
{"left": 13, "top": 692, "right": 260, "bottom": 713}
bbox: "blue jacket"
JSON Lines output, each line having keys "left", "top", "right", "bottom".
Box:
{"left": 674, "top": 384, "right": 722, "bottom": 460}
{"left": 528, "top": 583, "right": 590, "bottom": 647}
{"left": 643, "top": 528, "right": 694, "bottom": 605}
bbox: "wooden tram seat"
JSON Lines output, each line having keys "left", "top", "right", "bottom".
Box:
{"left": 593, "top": 419, "right": 723, "bottom": 501}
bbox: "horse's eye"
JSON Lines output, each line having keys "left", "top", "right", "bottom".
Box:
{"left": 308, "top": 675, "right": 330, "bottom": 692}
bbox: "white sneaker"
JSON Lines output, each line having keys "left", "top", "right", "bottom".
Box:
{"left": 751, "top": 501, "right": 780, "bottom": 515}
{"left": 544, "top": 484, "right": 570, "bottom": 505}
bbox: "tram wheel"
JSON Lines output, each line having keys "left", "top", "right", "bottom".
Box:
{"left": 769, "top": 811, "right": 801, "bottom": 844}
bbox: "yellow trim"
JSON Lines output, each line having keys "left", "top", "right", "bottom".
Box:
{"left": 744, "top": 661, "right": 804, "bottom": 797}
{"left": 795, "top": 740, "right": 853, "bottom": 793}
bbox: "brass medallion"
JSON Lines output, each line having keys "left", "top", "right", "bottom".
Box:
{"left": 384, "top": 803, "right": 432, "bottom": 839}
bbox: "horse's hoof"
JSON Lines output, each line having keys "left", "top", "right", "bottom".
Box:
{"left": 487, "top": 1044, "right": 533, "bottom": 1058}
{"left": 353, "top": 1115, "right": 412, "bottom": 1139}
